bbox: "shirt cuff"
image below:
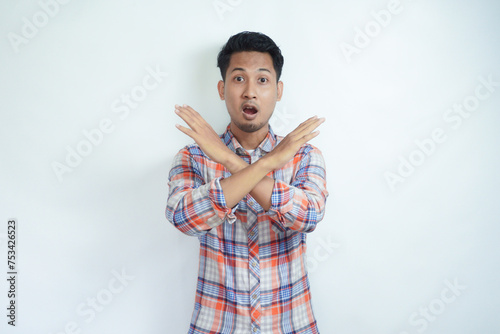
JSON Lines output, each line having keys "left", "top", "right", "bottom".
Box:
{"left": 208, "top": 177, "right": 238, "bottom": 224}
{"left": 266, "top": 179, "right": 295, "bottom": 231}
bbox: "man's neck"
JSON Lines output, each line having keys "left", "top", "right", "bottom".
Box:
{"left": 230, "top": 123, "right": 269, "bottom": 150}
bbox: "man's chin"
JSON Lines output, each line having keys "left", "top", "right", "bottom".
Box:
{"left": 233, "top": 120, "right": 267, "bottom": 134}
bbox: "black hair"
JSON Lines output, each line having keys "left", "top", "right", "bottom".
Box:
{"left": 217, "top": 31, "right": 284, "bottom": 82}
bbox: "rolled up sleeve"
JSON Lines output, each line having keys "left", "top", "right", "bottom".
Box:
{"left": 267, "top": 146, "right": 328, "bottom": 233}
{"left": 166, "top": 148, "right": 237, "bottom": 237}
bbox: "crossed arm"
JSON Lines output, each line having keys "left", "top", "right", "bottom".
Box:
{"left": 174, "top": 104, "right": 325, "bottom": 211}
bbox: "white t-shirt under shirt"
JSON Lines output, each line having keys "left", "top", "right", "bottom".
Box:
{"left": 245, "top": 149, "right": 260, "bottom": 164}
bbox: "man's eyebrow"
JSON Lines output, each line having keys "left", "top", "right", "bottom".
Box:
{"left": 230, "top": 67, "right": 246, "bottom": 73}
{"left": 257, "top": 68, "right": 272, "bottom": 74}
{"left": 230, "top": 67, "right": 272, "bottom": 74}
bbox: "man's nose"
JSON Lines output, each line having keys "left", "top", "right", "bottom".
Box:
{"left": 243, "top": 81, "right": 257, "bottom": 99}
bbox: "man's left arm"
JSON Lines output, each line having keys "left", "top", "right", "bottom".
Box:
{"left": 266, "top": 145, "right": 328, "bottom": 234}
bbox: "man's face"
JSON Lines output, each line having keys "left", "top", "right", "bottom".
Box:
{"left": 217, "top": 51, "right": 283, "bottom": 135}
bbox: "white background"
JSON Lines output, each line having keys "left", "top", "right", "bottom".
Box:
{"left": 1, "top": 0, "right": 499, "bottom": 333}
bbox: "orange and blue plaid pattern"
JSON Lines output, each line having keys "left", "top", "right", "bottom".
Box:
{"left": 166, "top": 125, "right": 328, "bottom": 334}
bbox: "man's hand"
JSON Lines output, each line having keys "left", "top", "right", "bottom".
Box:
{"left": 175, "top": 104, "right": 237, "bottom": 166}
{"left": 261, "top": 116, "right": 325, "bottom": 171}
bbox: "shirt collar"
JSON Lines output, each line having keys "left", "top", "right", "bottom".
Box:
{"left": 222, "top": 124, "right": 277, "bottom": 155}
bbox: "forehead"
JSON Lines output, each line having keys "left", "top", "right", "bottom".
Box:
{"left": 227, "top": 51, "right": 275, "bottom": 75}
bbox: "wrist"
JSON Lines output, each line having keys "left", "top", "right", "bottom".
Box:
{"left": 224, "top": 153, "right": 247, "bottom": 173}
{"left": 255, "top": 156, "right": 274, "bottom": 175}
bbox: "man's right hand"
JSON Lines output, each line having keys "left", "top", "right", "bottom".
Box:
{"left": 174, "top": 104, "right": 239, "bottom": 168}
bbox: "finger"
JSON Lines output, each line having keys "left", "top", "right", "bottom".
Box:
{"left": 175, "top": 108, "right": 195, "bottom": 127}
{"left": 294, "top": 116, "right": 323, "bottom": 133}
{"left": 303, "top": 117, "right": 325, "bottom": 131}
{"left": 177, "top": 104, "right": 208, "bottom": 128}
{"left": 182, "top": 104, "right": 198, "bottom": 115}
{"left": 296, "top": 116, "right": 318, "bottom": 128}
{"left": 292, "top": 117, "right": 325, "bottom": 138}
{"left": 178, "top": 104, "right": 205, "bottom": 121}
{"left": 175, "top": 104, "right": 196, "bottom": 117}
{"left": 305, "top": 117, "right": 325, "bottom": 133}
{"left": 301, "top": 130, "right": 320, "bottom": 143}
{"left": 175, "top": 107, "right": 202, "bottom": 129}
{"left": 175, "top": 123, "right": 198, "bottom": 139}
{"left": 286, "top": 117, "right": 315, "bottom": 139}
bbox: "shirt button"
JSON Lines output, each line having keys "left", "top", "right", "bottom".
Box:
{"left": 253, "top": 327, "right": 258, "bottom": 332}
{"left": 249, "top": 231, "right": 256, "bottom": 237}
{"left": 252, "top": 294, "right": 257, "bottom": 300}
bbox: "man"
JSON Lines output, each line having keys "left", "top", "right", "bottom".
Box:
{"left": 166, "top": 31, "right": 328, "bottom": 334}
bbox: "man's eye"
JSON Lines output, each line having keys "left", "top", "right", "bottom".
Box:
{"left": 259, "top": 78, "right": 268, "bottom": 83}
{"left": 235, "top": 76, "right": 244, "bottom": 82}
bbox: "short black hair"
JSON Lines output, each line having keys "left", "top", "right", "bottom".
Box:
{"left": 217, "top": 31, "right": 284, "bottom": 82}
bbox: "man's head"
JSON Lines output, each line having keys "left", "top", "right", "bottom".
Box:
{"left": 217, "top": 31, "right": 284, "bottom": 82}
{"left": 216, "top": 32, "right": 284, "bottom": 141}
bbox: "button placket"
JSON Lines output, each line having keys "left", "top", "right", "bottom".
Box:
{"left": 247, "top": 217, "right": 261, "bottom": 330}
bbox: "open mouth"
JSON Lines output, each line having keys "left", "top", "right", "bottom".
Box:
{"left": 242, "top": 103, "right": 259, "bottom": 116}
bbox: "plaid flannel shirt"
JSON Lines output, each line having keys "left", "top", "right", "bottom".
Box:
{"left": 166, "top": 125, "right": 328, "bottom": 334}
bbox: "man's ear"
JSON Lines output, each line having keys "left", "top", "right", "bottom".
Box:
{"left": 277, "top": 81, "right": 284, "bottom": 101}
{"left": 217, "top": 80, "right": 225, "bottom": 100}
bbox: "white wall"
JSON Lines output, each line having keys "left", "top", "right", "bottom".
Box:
{"left": 1, "top": 0, "right": 499, "bottom": 333}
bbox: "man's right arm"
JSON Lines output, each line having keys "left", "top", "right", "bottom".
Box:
{"left": 166, "top": 147, "right": 238, "bottom": 237}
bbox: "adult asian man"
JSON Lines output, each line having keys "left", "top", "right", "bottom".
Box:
{"left": 166, "top": 31, "right": 328, "bottom": 334}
